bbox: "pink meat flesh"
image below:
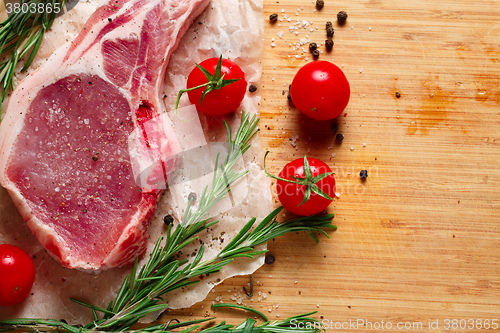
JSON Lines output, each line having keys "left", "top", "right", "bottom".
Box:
{"left": 0, "top": 0, "right": 210, "bottom": 270}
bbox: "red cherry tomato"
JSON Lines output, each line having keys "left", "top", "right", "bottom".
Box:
{"left": 0, "top": 244, "right": 35, "bottom": 306}
{"left": 187, "top": 57, "right": 247, "bottom": 116}
{"left": 290, "top": 60, "right": 350, "bottom": 120}
{"left": 276, "top": 157, "right": 336, "bottom": 216}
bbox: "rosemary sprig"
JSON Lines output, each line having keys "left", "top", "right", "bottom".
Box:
{"left": 0, "top": 309, "right": 324, "bottom": 333}
{"left": 0, "top": 208, "right": 334, "bottom": 333}
{"left": 0, "top": 0, "right": 65, "bottom": 115}
{"left": 210, "top": 304, "right": 324, "bottom": 333}
{"left": 72, "top": 206, "right": 334, "bottom": 332}
{"left": 66, "top": 111, "right": 261, "bottom": 331}
{"left": 0, "top": 112, "right": 335, "bottom": 333}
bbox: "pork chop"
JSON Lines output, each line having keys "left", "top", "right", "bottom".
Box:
{"left": 0, "top": 0, "right": 210, "bottom": 270}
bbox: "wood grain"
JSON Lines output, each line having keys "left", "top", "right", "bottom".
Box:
{"left": 164, "top": 0, "right": 500, "bottom": 331}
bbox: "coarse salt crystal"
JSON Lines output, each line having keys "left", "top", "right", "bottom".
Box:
{"left": 271, "top": 42, "right": 276, "bottom": 47}
{"left": 277, "top": 31, "right": 284, "bottom": 38}
{"left": 332, "top": 153, "right": 336, "bottom": 157}
{"left": 350, "top": 146, "right": 355, "bottom": 151}
{"left": 363, "top": 143, "right": 367, "bottom": 147}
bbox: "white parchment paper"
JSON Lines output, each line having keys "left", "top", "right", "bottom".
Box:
{"left": 0, "top": 0, "right": 272, "bottom": 324}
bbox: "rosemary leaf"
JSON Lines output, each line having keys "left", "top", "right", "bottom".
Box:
{"left": 211, "top": 303, "right": 269, "bottom": 322}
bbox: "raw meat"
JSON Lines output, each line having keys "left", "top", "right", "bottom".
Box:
{"left": 0, "top": 0, "right": 271, "bottom": 323}
{"left": 0, "top": 0, "right": 210, "bottom": 270}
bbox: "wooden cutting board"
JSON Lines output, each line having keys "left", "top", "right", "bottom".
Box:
{"left": 164, "top": 0, "right": 500, "bottom": 331}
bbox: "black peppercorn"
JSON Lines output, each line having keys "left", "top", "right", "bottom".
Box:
{"left": 309, "top": 42, "right": 318, "bottom": 51}
{"left": 359, "top": 170, "right": 368, "bottom": 179}
{"left": 163, "top": 215, "right": 174, "bottom": 225}
{"left": 269, "top": 13, "right": 278, "bottom": 22}
{"left": 395, "top": 91, "right": 401, "bottom": 98}
{"left": 326, "top": 27, "right": 334, "bottom": 38}
{"left": 337, "top": 11, "right": 348, "bottom": 25}
{"left": 325, "top": 39, "right": 334, "bottom": 51}
{"left": 330, "top": 122, "right": 338, "bottom": 133}
{"left": 249, "top": 84, "right": 258, "bottom": 93}
{"left": 265, "top": 254, "right": 275, "bottom": 265}
{"left": 312, "top": 49, "right": 320, "bottom": 59}
{"left": 92, "top": 155, "right": 99, "bottom": 161}
{"left": 287, "top": 84, "right": 293, "bottom": 102}
{"left": 316, "top": 0, "right": 324, "bottom": 10}
{"left": 335, "top": 133, "right": 344, "bottom": 142}
{"left": 326, "top": 21, "right": 333, "bottom": 29}
{"left": 188, "top": 192, "right": 197, "bottom": 202}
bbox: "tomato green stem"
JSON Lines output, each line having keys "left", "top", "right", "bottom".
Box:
{"left": 173, "top": 55, "right": 240, "bottom": 115}
{"left": 174, "top": 82, "right": 210, "bottom": 116}
{"left": 263, "top": 151, "right": 334, "bottom": 206}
